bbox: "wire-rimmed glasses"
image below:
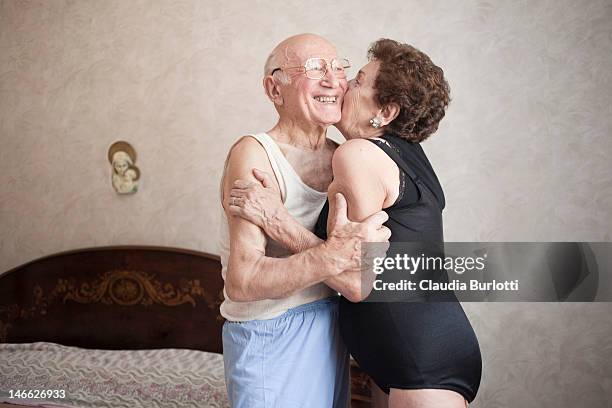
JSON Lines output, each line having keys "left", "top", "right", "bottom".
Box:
{"left": 271, "top": 57, "right": 351, "bottom": 80}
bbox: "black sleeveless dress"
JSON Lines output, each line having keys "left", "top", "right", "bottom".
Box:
{"left": 315, "top": 133, "right": 482, "bottom": 402}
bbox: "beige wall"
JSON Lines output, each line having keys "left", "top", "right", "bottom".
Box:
{"left": 1, "top": 0, "right": 611, "bottom": 406}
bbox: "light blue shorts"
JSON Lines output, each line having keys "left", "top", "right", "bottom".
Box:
{"left": 222, "top": 297, "right": 350, "bottom": 408}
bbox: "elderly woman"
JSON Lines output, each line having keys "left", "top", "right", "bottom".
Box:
{"left": 229, "top": 39, "right": 481, "bottom": 407}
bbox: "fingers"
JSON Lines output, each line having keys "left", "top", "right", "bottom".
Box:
{"left": 363, "top": 210, "right": 389, "bottom": 228}
{"left": 229, "top": 189, "right": 247, "bottom": 198}
{"left": 227, "top": 205, "right": 241, "bottom": 217}
{"left": 232, "top": 179, "right": 254, "bottom": 189}
{"left": 363, "top": 230, "right": 391, "bottom": 254}
{"left": 331, "top": 192, "right": 349, "bottom": 228}
{"left": 379, "top": 226, "right": 391, "bottom": 241}
{"left": 231, "top": 178, "right": 260, "bottom": 198}
{"left": 362, "top": 239, "right": 390, "bottom": 268}
{"left": 252, "top": 168, "right": 274, "bottom": 189}
{"left": 227, "top": 197, "right": 245, "bottom": 208}
{"left": 366, "top": 226, "right": 391, "bottom": 244}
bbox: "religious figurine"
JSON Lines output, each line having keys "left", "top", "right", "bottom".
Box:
{"left": 108, "top": 141, "right": 140, "bottom": 194}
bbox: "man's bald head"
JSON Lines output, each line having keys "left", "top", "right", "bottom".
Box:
{"left": 261, "top": 33, "right": 347, "bottom": 125}
{"left": 264, "top": 33, "right": 338, "bottom": 84}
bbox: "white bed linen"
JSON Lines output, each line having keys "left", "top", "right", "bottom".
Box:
{"left": 0, "top": 342, "right": 229, "bottom": 408}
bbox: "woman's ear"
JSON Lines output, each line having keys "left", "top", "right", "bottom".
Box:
{"left": 263, "top": 76, "right": 284, "bottom": 106}
{"left": 380, "top": 103, "right": 400, "bottom": 126}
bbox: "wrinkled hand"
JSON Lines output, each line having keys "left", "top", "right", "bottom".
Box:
{"left": 324, "top": 193, "right": 391, "bottom": 275}
{"left": 227, "top": 168, "right": 288, "bottom": 233}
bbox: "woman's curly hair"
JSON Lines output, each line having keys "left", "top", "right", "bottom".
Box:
{"left": 369, "top": 39, "right": 450, "bottom": 143}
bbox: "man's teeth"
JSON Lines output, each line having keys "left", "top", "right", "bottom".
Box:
{"left": 314, "top": 96, "right": 337, "bottom": 103}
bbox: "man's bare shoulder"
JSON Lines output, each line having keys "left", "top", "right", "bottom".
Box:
{"left": 223, "top": 135, "right": 277, "bottom": 193}
{"left": 227, "top": 135, "right": 268, "bottom": 161}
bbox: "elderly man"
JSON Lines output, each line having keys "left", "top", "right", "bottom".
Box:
{"left": 218, "top": 33, "right": 390, "bottom": 407}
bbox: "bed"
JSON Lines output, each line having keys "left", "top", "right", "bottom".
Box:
{"left": 0, "top": 246, "right": 373, "bottom": 408}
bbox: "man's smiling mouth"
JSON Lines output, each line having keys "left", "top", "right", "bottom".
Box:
{"left": 313, "top": 95, "right": 338, "bottom": 103}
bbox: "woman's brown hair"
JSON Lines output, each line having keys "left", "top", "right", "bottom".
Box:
{"left": 369, "top": 39, "right": 450, "bottom": 142}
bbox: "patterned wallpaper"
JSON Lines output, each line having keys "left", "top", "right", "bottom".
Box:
{"left": 1, "top": 0, "right": 611, "bottom": 406}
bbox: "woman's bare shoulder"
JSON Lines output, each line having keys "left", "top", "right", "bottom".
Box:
{"left": 332, "top": 138, "right": 400, "bottom": 206}
{"left": 333, "top": 138, "right": 396, "bottom": 173}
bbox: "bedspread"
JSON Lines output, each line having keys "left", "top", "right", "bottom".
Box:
{"left": 0, "top": 342, "right": 229, "bottom": 408}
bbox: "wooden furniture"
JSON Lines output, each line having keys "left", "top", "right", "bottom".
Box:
{"left": 0, "top": 246, "right": 224, "bottom": 352}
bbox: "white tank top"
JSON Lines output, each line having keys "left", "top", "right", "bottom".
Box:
{"left": 218, "top": 133, "right": 336, "bottom": 321}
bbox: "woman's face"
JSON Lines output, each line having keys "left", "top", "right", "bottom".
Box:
{"left": 114, "top": 158, "right": 129, "bottom": 175}
{"left": 336, "top": 60, "right": 382, "bottom": 139}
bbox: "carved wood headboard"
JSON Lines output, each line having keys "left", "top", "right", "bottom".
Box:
{"left": 0, "top": 246, "right": 225, "bottom": 353}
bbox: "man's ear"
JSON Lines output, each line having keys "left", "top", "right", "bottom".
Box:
{"left": 380, "top": 103, "right": 400, "bottom": 126}
{"left": 263, "top": 75, "right": 284, "bottom": 106}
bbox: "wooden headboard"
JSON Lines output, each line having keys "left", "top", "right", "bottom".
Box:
{"left": 0, "top": 246, "right": 225, "bottom": 353}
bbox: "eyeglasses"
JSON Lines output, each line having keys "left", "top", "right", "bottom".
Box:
{"left": 271, "top": 57, "right": 351, "bottom": 80}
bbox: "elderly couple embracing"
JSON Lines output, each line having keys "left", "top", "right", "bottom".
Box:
{"left": 218, "top": 33, "right": 482, "bottom": 408}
